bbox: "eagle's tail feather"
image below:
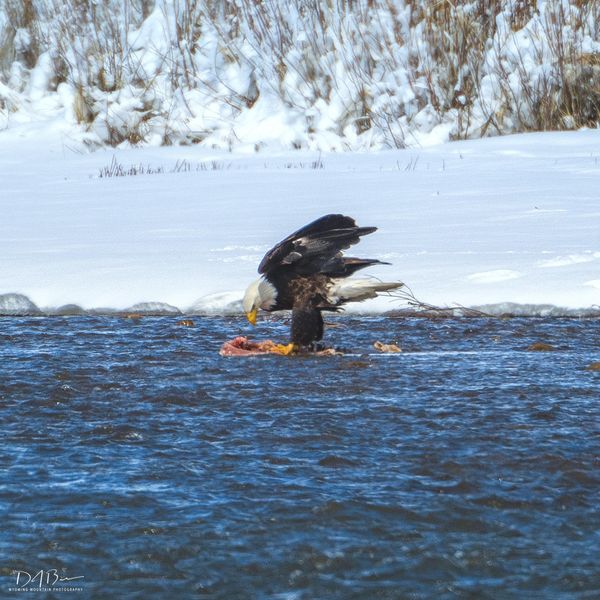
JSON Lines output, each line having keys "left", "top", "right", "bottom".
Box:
{"left": 328, "top": 279, "right": 403, "bottom": 305}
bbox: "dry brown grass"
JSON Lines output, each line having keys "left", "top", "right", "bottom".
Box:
{"left": 1, "top": 0, "right": 598, "bottom": 147}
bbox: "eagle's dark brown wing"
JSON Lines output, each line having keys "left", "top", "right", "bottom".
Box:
{"left": 258, "top": 214, "right": 384, "bottom": 277}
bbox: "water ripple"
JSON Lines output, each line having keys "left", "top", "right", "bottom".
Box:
{"left": 0, "top": 316, "right": 599, "bottom": 597}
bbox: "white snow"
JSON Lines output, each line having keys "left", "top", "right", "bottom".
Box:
{"left": 466, "top": 270, "right": 524, "bottom": 284}
{"left": 0, "top": 124, "right": 599, "bottom": 315}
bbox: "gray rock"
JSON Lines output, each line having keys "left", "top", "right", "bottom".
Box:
{"left": 0, "top": 293, "right": 42, "bottom": 316}
{"left": 123, "top": 302, "right": 182, "bottom": 316}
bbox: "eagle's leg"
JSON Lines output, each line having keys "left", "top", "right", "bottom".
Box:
{"left": 291, "top": 306, "right": 324, "bottom": 346}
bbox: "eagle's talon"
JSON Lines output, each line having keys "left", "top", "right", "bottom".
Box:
{"left": 274, "top": 343, "right": 297, "bottom": 356}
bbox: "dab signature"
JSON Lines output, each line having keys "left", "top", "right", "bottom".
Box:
{"left": 14, "top": 569, "right": 84, "bottom": 588}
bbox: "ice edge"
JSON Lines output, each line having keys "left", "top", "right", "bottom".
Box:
{"left": 0, "top": 293, "right": 598, "bottom": 318}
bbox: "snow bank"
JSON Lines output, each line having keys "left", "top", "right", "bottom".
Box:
{"left": 1, "top": 127, "right": 599, "bottom": 316}
{"left": 188, "top": 293, "right": 243, "bottom": 316}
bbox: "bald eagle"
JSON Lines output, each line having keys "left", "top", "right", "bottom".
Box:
{"left": 242, "top": 214, "right": 402, "bottom": 353}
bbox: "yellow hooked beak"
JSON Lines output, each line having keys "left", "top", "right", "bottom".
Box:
{"left": 246, "top": 307, "right": 258, "bottom": 325}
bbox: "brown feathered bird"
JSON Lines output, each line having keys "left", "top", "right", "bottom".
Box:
{"left": 242, "top": 214, "right": 402, "bottom": 353}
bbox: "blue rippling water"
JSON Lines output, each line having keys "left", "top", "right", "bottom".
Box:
{"left": 0, "top": 316, "right": 599, "bottom": 599}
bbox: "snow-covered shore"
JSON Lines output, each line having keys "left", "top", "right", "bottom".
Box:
{"left": 1, "top": 124, "right": 599, "bottom": 316}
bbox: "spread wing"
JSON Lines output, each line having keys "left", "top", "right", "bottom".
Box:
{"left": 258, "top": 214, "right": 385, "bottom": 277}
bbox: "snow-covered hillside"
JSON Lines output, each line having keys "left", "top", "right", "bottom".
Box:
{"left": 1, "top": 1, "right": 599, "bottom": 151}
{"left": 1, "top": 124, "right": 599, "bottom": 315}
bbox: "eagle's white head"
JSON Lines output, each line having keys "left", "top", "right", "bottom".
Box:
{"left": 242, "top": 278, "right": 277, "bottom": 325}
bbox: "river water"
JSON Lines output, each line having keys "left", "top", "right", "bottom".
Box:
{"left": 1, "top": 316, "right": 599, "bottom": 598}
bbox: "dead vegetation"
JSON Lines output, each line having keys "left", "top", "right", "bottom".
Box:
{"left": 1, "top": 0, "right": 598, "bottom": 148}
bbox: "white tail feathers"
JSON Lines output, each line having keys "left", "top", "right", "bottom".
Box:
{"left": 329, "top": 279, "right": 403, "bottom": 305}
